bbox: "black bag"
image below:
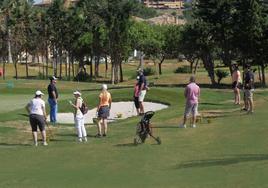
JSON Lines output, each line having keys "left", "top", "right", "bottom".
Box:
{"left": 80, "top": 101, "right": 89, "bottom": 115}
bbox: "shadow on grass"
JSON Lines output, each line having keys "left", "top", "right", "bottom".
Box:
{"left": 115, "top": 143, "right": 136, "bottom": 147}
{"left": 0, "top": 143, "right": 31, "bottom": 147}
{"left": 152, "top": 126, "right": 178, "bottom": 129}
{"left": 175, "top": 154, "right": 268, "bottom": 169}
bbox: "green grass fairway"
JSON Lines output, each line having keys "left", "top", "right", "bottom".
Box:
{"left": 1, "top": 80, "right": 268, "bottom": 188}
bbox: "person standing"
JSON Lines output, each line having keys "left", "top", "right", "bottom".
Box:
{"left": 232, "top": 64, "right": 242, "bottom": 105}
{"left": 69, "top": 91, "right": 87, "bottom": 142}
{"left": 47, "top": 76, "right": 58, "bottom": 124}
{"left": 137, "top": 69, "right": 148, "bottom": 115}
{"left": 179, "top": 76, "right": 200, "bottom": 128}
{"left": 133, "top": 76, "right": 140, "bottom": 115}
{"left": 243, "top": 64, "right": 254, "bottom": 113}
{"left": 96, "top": 84, "right": 112, "bottom": 137}
{"left": 26, "top": 90, "right": 48, "bottom": 146}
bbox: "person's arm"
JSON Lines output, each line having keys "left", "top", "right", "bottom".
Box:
{"left": 109, "top": 94, "right": 112, "bottom": 109}
{"left": 184, "top": 87, "right": 188, "bottom": 98}
{"left": 25, "top": 102, "right": 31, "bottom": 114}
{"left": 52, "top": 91, "right": 57, "bottom": 103}
{"left": 42, "top": 104, "right": 47, "bottom": 120}
{"left": 97, "top": 96, "right": 101, "bottom": 111}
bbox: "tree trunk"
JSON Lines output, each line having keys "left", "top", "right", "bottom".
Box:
{"left": 158, "top": 56, "right": 165, "bottom": 75}
{"left": 119, "top": 61, "right": 123, "bottom": 82}
{"left": 72, "top": 57, "right": 75, "bottom": 78}
{"left": 261, "top": 64, "right": 266, "bottom": 87}
{"left": 193, "top": 59, "right": 199, "bottom": 74}
{"left": 3, "top": 58, "right": 6, "bottom": 80}
{"left": 59, "top": 49, "right": 62, "bottom": 79}
{"left": 111, "top": 62, "right": 115, "bottom": 85}
{"left": 25, "top": 50, "right": 29, "bottom": 78}
{"left": 202, "top": 53, "right": 216, "bottom": 85}
{"left": 14, "top": 61, "right": 18, "bottom": 80}
{"left": 89, "top": 55, "right": 93, "bottom": 78}
{"left": 45, "top": 46, "right": 49, "bottom": 78}
{"left": 95, "top": 56, "right": 100, "bottom": 78}
{"left": 105, "top": 56, "right": 108, "bottom": 78}
{"left": 7, "top": 29, "right": 13, "bottom": 64}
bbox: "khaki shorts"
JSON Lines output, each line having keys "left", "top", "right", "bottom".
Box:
{"left": 184, "top": 103, "right": 198, "bottom": 117}
{"left": 245, "top": 89, "right": 254, "bottom": 100}
{"left": 139, "top": 90, "right": 147, "bottom": 102}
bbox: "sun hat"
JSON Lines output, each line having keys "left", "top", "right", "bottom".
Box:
{"left": 102, "top": 84, "right": 107, "bottom": 90}
{"left": 35, "top": 90, "right": 44, "bottom": 96}
{"left": 73, "top": 91, "right": 81, "bottom": 96}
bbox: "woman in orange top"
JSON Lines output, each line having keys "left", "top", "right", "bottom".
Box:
{"left": 96, "top": 84, "right": 112, "bottom": 137}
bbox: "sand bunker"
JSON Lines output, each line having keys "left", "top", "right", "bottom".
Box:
{"left": 55, "top": 101, "right": 168, "bottom": 124}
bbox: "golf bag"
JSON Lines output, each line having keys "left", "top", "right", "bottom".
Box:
{"left": 134, "top": 111, "right": 161, "bottom": 145}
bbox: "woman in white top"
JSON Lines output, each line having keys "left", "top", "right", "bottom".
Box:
{"left": 26, "top": 90, "right": 47, "bottom": 146}
{"left": 69, "top": 91, "right": 87, "bottom": 142}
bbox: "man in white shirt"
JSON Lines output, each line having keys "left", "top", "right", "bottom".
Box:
{"left": 26, "top": 90, "right": 48, "bottom": 146}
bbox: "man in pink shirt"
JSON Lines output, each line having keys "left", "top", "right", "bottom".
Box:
{"left": 179, "top": 76, "right": 200, "bottom": 128}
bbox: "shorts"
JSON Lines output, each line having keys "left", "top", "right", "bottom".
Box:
{"left": 232, "top": 81, "right": 241, "bottom": 89}
{"left": 139, "top": 90, "right": 147, "bottom": 102}
{"left": 244, "top": 89, "right": 254, "bottom": 100}
{"left": 134, "top": 97, "right": 139, "bottom": 109}
{"left": 184, "top": 103, "right": 198, "bottom": 117}
{"left": 29, "top": 114, "right": 46, "bottom": 132}
{"left": 98, "top": 106, "right": 110, "bottom": 118}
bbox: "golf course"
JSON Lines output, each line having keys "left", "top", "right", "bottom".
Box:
{"left": 1, "top": 62, "right": 268, "bottom": 188}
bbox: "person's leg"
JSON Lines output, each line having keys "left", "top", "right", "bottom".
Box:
{"left": 48, "top": 98, "right": 56, "bottom": 123}
{"left": 139, "top": 90, "right": 146, "bottom": 115}
{"left": 191, "top": 104, "right": 198, "bottom": 128}
{"left": 38, "top": 119, "right": 47, "bottom": 145}
{"left": 139, "top": 101, "right": 144, "bottom": 114}
{"left": 32, "top": 131, "right": 38, "bottom": 146}
{"left": 248, "top": 92, "right": 254, "bottom": 113}
{"left": 237, "top": 88, "right": 241, "bottom": 104}
{"left": 81, "top": 117, "right": 87, "bottom": 141}
{"left": 41, "top": 131, "right": 47, "bottom": 145}
{"left": 75, "top": 116, "right": 83, "bottom": 141}
{"left": 233, "top": 88, "right": 237, "bottom": 104}
{"left": 180, "top": 103, "right": 190, "bottom": 128}
{"left": 103, "top": 119, "right": 108, "bottom": 136}
{"left": 96, "top": 118, "right": 102, "bottom": 137}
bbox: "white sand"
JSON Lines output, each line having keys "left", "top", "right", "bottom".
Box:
{"left": 54, "top": 101, "right": 168, "bottom": 124}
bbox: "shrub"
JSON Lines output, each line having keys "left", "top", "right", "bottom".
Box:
{"left": 73, "top": 71, "right": 91, "bottom": 82}
{"left": 174, "top": 66, "right": 191, "bottom": 74}
{"left": 215, "top": 69, "right": 229, "bottom": 84}
{"left": 143, "top": 67, "right": 155, "bottom": 76}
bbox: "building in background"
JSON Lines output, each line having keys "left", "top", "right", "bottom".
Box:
{"left": 143, "top": 0, "right": 184, "bottom": 9}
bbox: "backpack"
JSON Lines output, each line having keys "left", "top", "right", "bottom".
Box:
{"left": 80, "top": 101, "right": 89, "bottom": 115}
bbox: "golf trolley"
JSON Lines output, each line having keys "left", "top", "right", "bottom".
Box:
{"left": 134, "top": 111, "right": 161, "bottom": 145}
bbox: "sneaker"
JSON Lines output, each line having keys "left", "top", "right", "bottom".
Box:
{"left": 84, "top": 137, "right": 88, "bottom": 142}
{"left": 191, "top": 124, "right": 196, "bottom": 128}
{"left": 34, "top": 142, "right": 38, "bottom": 146}
{"left": 179, "top": 124, "right": 186, "bottom": 128}
{"left": 78, "top": 138, "right": 83, "bottom": 142}
{"left": 43, "top": 142, "right": 48, "bottom": 146}
{"left": 103, "top": 134, "right": 107, "bottom": 137}
{"left": 95, "top": 134, "right": 102, "bottom": 138}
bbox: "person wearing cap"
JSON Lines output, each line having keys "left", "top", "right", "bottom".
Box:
{"left": 69, "top": 91, "right": 87, "bottom": 142}
{"left": 26, "top": 90, "right": 48, "bottom": 146}
{"left": 137, "top": 69, "right": 148, "bottom": 115}
{"left": 133, "top": 76, "right": 140, "bottom": 115}
{"left": 47, "top": 76, "right": 59, "bottom": 124}
{"left": 179, "top": 76, "right": 200, "bottom": 128}
{"left": 243, "top": 64, "right": 254, "bottom": 113}
{"left": 96, "top": 84, "right": 112, "bottom": 137}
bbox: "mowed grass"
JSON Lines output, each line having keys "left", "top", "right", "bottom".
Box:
{"left": 1, "top": 78, "right": 268, "bottom": 188}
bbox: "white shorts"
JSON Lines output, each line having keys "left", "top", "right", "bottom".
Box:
{"left": 139, "top": 90, "right": 147, "bottom": 102}
{"left": 184, "top": 103, "right": 198, "bottom": 117}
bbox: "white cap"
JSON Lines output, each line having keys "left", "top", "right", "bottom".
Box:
{"left": 50, "top": 76, "right": 57, "bottom": 81}
{"left": 73, "top": 91, "right": 81, "bottom": 96}
{"left": 102, "top": 84, "right": 107, "bottom": 90}
{"left": 35, "top": 90, "right": 44, "bottom": 96}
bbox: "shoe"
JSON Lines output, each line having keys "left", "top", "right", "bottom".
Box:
{"left": 78, "top": 138, "right": 83, "bottom": 142}
{"left": 179, "top": 124, "right": 186, "bottom": 128}
{"left": 84, "top": 137, "right": 88, "bottom": 142}
{"left": 247, "top": 111, "right": 254, "bottom": 114}
{"left": 241, "top": 108, "right": 248, "bottom": 111}
{"left": 103, "top": 134, "right": 107, "bottom": 137}
{"left": 43, "top": 142, "right": 48, "bottom": 146}
{"left": 34, "top": 142, "right": 38, "bottom": 146}
{"left": 95, "top": 134, "right": 102, "bottom": 138}
{"left": 191, "top": 124, "right": 196, "bottom": 128}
